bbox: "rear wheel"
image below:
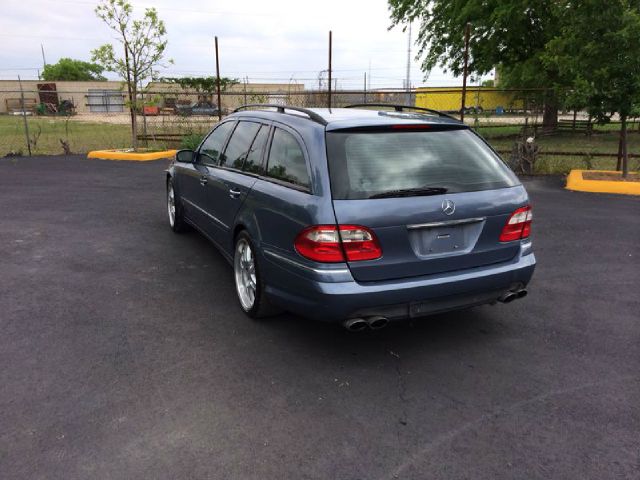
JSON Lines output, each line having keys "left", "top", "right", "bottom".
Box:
{"left": 167, "top": 178, "right": 188, "bottom": 233}
{"left": 233, "top": 231, "right": 279, "bottom": 319}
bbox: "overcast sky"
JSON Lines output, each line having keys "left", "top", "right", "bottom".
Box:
{"left": 0, "top": 0, "right": 482, "bottom": 89}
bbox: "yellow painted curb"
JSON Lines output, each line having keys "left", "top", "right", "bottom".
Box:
{"left": 566, "top": 169, "right": 640, "bottom": 196}
{"left": 87, "top": 149, "right": 177, "bottom": 161}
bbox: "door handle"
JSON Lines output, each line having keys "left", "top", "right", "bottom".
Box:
{"left": 229, "top": 188, "right": 242, "bottom": 199}
{"left": 199, "top": 176, "right": 208, "bottom": 186}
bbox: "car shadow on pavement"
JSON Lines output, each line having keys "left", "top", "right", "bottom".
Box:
{"left": 254, "top": 306, "right": 506, "bottom": 362}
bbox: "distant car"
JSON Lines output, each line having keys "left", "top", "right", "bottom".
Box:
{"left": 175, "top": 101, "right": 220, "bottom": 116}
{"left": 165, "top": 104, "right": 535, "bottom": 330}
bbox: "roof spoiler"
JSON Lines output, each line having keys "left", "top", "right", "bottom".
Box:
{"left": 344, "top": 103, "right": 459, "bottom": 121}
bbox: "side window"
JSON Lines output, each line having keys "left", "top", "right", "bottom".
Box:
{"left": 243, "top": 126, "right": 270, "bottom": 175}
{"left": 220, "top": 121, "right": 261, "bottom": 169}
{"left": 199, "top": 121, "right": 235, "bottom": 166}
{"left": 266, "top": 128, "right": 310, "bottom": 189}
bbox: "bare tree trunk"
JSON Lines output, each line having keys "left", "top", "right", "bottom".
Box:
{"left": 621, "top": 116, "right": 628, "bottom": 179}
{"left": 130, "top": 84, "right": 138, "bottom": 149}
{"left": 616, "top": 126, "right": 623, "bottom": 171}
{"left": 542, "top": 91, "right": 558, "bottom": 132}
{"left": 125, "top": 81, "right": 137, "bottom": 149}
{"left": 123, "top": 40, "right": 137, "bottom": 149}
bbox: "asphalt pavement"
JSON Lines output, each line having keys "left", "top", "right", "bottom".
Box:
{"left": 1, "top": 155, "right": 638, "bottom": 479}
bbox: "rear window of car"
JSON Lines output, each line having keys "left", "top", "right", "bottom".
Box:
{"left": 266, "top": 128, "right": 310, "bottom": 189}
{"left": 326, "top": 128, "right": 519, "bottom": 200}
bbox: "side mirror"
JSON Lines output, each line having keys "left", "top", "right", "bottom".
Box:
{"left": 175, "top": 149, "right": 195, "bottom": 163}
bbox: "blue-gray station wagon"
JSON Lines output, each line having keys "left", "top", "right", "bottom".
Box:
{"left": 166, "top": 104, "right": 536, "bottom": 331}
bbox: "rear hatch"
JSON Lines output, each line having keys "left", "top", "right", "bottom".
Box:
{"left": 326, "top": 125, "right": 527, "bottom": 282}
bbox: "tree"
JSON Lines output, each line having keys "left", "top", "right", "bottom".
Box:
{"left": 543, "top": 0, "right": 640, "bottom": 178}
{"left": 91, "top": 0, "right": 170, "bottom": 148}
{"left": 42, "top": 58, "right": 106, "bottom": 81}
{"left": 158, "top": 76, "right": 239, "bottom": 103}
{"left": 387, "top": 0, "right": 562, "bottom": 128}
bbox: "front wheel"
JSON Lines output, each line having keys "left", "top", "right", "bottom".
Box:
{"left": 167, "top": 178, "right": 188, "bottom": 233}
{"left": 233, "top": 232, "right": 279, "bottom": 319}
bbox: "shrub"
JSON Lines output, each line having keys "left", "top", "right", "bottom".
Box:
{"left": 180, "top": 133, "right": 204, "bottom": 150}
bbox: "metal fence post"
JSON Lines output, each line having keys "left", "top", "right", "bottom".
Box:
{"left": 460, "top": 22, "right": 471, "bottom": 122}
{"left": 18, "top": 76, "right": 32, "bottom": 156}
{"left": 215, "top": 36, "right": 223, "bottom": 121}
{"left": 328, "top": 31, "right": 332, "bottom": 109}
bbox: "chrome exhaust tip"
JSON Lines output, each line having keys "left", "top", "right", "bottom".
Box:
{"left": 343, "top": 318, "right": 368, "bottom": 332}
{"left": 366, "top": 316, "right": 389, "bottom": 330}
{"left": 498, "top": 292, "right": 518, "bottom": 303}
{"left": 499, "top": 288, "right": 528, "bottom": 303}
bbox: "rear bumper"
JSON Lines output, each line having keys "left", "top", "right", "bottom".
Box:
{"left": 263, "top": 246, "right": 536, "bottom": 322}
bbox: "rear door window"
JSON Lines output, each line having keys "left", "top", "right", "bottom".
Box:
{"left": 199, "top": 121, "right": 235, "bottom": 166}
{"left": 326, "top": 128, "right": 519, "bottom": 199}
{"left": 243, "top": 126, "right": 270, "bottom": 175}
{"left": 220, "top": 121, "right": 261, "bottom": 169}
{"left": 266, "top": 128, "right": 310, "bottom": 189}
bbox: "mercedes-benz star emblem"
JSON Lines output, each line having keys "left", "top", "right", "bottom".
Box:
{"left": 441, "top": 199, "right": 455, "bottom": 216}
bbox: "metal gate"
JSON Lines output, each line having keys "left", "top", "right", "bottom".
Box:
{"left": 87, "top": 89, "right": 125, "bottom": 113}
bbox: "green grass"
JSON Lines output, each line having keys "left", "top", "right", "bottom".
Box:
{"left": 0, "top": 115, "right": 189, "bottom": 156}
{"left": 477, "top": 127, "right": 640, "bottom": 174}
{"left": 2, "top": 114, "right": 638, "bottom": 174}
{"left": 0, "top": 115, "right": 132, "bottom": 156}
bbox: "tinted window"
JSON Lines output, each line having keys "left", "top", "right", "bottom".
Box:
{"left": 243, "top": 126, "right": 269, "bottom": 175}
{"left": 266, "top": 129, "right": 310, "bottom": 189}
{"left": 199, "top": 121, "right": 235, "bottom": 165}
{"left": 221, "top": 121, "right": 261, "bottom": 169}
{"left": 326, "top": 129, "right": 519, "bottom": 199}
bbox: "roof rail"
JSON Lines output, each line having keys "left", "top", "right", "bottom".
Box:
{"left": 345, "top": 103, "right": 458, "bottom": 121}
{"left": 233, "top": 104, "right": 328, "bottom": 126}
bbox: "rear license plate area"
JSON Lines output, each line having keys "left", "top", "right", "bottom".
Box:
{"left": 407, "top": 220, "right": 484, "bottom": 257}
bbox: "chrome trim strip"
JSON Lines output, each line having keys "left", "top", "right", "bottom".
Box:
{"left": 407, "top": 217, "right": 486, "bottom": 230}
{"left": 263, "top": 249, "right": 350, "bottom": 275}
{"left": 182, "top": 198, "right": 229, "bottom": 230}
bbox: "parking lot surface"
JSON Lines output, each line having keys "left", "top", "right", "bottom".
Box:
{"left": 1, "top": 155, "right": 639, "bottom": 480}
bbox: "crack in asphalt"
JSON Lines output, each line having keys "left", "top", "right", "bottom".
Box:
{"left": 388, "top": 347, "right": 410, "bottom": 477}
{"left": 381, "top": 374, "right": 640, "bottom": 480}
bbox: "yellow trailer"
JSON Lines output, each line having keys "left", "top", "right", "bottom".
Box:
{"left": 415, "top": 87, "right": 524, "bottom": 113}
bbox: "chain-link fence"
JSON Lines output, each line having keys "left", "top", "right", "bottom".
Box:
{"left": 1, "top": 83, "right": 638, "bottom": 173}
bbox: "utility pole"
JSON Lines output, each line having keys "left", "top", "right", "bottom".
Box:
{"left": 405, "top": 23, "right": 412, "bottom": 103}
{"left": 460, "top": 22, "right": 471, "bottom": 122}
{"left": 215, "top": 36, "right": 222, "bottom": 121}
{"left": 328, "top": 30, "right": 332, "bottom": 109}
{"left": 363, "top": 72, "right": 367, "bottom": 103}
{"left": 40, "top": 44, "right": 47, "bottom": 70}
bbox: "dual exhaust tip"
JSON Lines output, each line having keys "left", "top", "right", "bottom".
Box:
{"left": 343, "top": 316, "right": 389, "bottom": 332}
{"left": 344, "top": 288, "right": 528, "bottom": 331}
{"left": 498, "top": 288, "right": 528, "bottom": 304}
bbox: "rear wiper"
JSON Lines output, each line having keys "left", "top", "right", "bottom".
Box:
{"left": 368, "top": 186, "right": 448, "bottom": 199}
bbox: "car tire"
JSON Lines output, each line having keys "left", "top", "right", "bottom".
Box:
{"left": 167, "top": 178, "right": 188, "bottom": 233}
{"left": 233, "top": 231, "right": 280, "bottom": 319}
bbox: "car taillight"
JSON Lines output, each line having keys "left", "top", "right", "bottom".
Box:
{"left": 499, "top": 205, "right": 533, "bottom": 242}
{"left": 294, "top": 225, "right": 382, "bottom": 263}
